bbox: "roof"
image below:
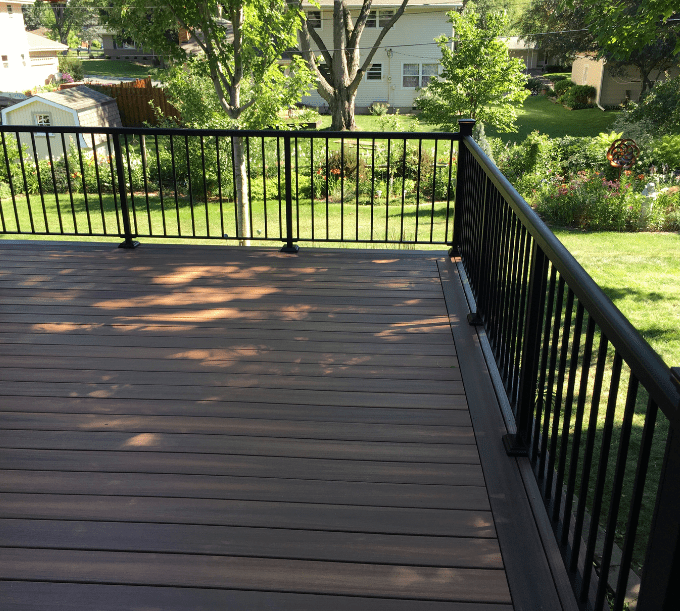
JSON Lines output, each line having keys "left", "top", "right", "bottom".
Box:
{"left": 501, "top": 36, "right": 538, "bottom": 51}
{"left": 35, "top": 86, "right": 116, "bottom": 113}
{"left": 306, "top": 0, "right": 462, "bottom": 7}
{"left": 26, "top": 32, "right": 69, "bottom": 52}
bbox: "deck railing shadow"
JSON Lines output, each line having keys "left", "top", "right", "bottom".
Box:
{"left": 2, "top": 120, "right": 679, "bottom": 611}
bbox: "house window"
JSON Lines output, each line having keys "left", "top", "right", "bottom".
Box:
{"left": 402, "top": 63, "right": 439, "bottom": 88}
{"left": 366, "top": 9, "right": 395, "bottom": 28}
{"left": 1, "top": 55, "right": 8, "bottom": 69}
{"left": 7, "top": 4, "right": 13, "bottom": 16}
{"left": 367, "top": 63, "right": 382, "bottom": 80}
{"left": 307, "top": 10, "right": 321, "bottom": 29}
{"left": 34, "top": 113, "right": 52, "bottom": 127}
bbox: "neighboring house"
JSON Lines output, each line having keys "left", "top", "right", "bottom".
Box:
{"left": 96, "top": 27, "right": 158, "bottom": 61}
{"left": 0, "top": 1, "right": 69, "bottom": 93}
{"left": 1, "top": 85, "right": 122, "bottom": 158}
{"left": 300, "top": 0, "right": 462, "bottom": 111}
{"left": 572, "top": 54, "right": 680, "bottom": 108}
{"left": 502, "top": 36, "right": 550, "bottom": 71}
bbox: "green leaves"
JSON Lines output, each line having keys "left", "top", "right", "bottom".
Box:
{"left": 415, "top": 9, "right": 529, "bottom": 132}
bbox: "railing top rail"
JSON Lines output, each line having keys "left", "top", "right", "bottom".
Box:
{"left": 0, "top": 125, "right": 461, "bottom": 141}
{"left": 462, "top": 134, "right": 680, "bottom": 427}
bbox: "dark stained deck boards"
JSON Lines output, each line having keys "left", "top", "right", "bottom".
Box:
{"left": 0, "top": 243, "right": 567, "bottom": 609}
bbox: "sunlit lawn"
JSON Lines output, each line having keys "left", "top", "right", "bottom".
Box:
{"left": 0, "top": 191, "right": 454, "bottom": 248}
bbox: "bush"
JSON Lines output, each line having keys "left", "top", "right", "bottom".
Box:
{"left": 543, "top": 66, "right": 571, "bottom": 74}
{"left": 559, "top": 85, "right": 596, "bottom": 110}
{"left": 616, "top": 75, "right": 680, "bottom": 136}
{"left": 368, "top": 102, "right": 390, "bottom": 116}
{"left": 553, "top": 79, "right": 574, "bottom": 96}
{"left": 650, "top": 135, "right": 680, "bottom": 171}
{"left": 544, "top": 74, "right": 570, "bottom": 83}
{"left": 58, "top": 56, "right": 84, "bottom": 81}
{"left": 526, "top": 77, "right": 543, "bottom": 93}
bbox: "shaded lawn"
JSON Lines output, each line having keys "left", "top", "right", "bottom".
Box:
{"left": 486, "top": 96, "right": 620, "bottom": 143}
{"left": 82, "top": 59, "right": 154, "bottom": 79}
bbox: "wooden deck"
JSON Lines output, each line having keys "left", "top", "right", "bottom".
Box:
{"left": 0, "top": 242, "right": 573, "bottom": 610}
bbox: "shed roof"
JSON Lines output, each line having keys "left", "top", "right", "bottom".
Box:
{"left": 26, "top": 32, "right": 69, "bottom": 52}
{"left": 35, "top": 86, "right": 116, "bottom": 113}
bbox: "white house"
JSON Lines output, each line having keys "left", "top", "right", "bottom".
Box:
{"left": 300, "top": 0, "right": 462, "bottom": 111}
{"left": 1, "top": 85, "right": 122, "bottom": 158}
{"left": 502, "top": 37, "right": 550, "bottom": 71}
{"left": 0, "top": 1, "right": 68, "bottom": 94}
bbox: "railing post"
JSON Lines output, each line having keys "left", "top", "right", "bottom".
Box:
{"left": 112, "top": 133, "right": 139, "bottom": 249}
{"left": 503, "top": 242, "right": 548, "bottom": 456}
{"left": 450, "top": 118, "right": 475, "bottom": 257}
{"left": 637, "top": 424, "right": 680, "bottom": 610}
{"left": 280, "top": 134, "right": 299, "bottom": 254}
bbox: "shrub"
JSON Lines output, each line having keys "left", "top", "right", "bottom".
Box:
{"left": 618, "top": 75, "right": 680, "bottom": 136}
{"left": 526, "top": 77, "right": 543, "bottom": 93}
{"left": 650, "top": 135, "right": 680, "bottom": 171}
{"left": 559, "top": 85, "right": 596, "bottom": 109}
{"left": 553, "top": 79, "right": 574, "bottom": 96}
{"left": 545, "top": 74, "right": 570, "bottom": 83}
{"left": 368, "top": 102, "right": 390, "bottom": 116}
{"left": 58, "top": 56, "right": 84, "bottom": 81}
{"left": 543, "top": 66, "right": 571, "bottom": 74}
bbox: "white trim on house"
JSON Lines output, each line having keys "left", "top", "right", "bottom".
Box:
{"left": 401, "top": 60, "right": 439, "bottom": 89}
{"left": 1, "top": 96, "right": 88, "bottom": 147}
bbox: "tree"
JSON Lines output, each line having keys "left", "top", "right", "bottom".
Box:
{"left": 101, "top": 0, "right": 314, "bottom": 245}
{"left": 584, "top": 0, "right": 680, "bottom": 57}
{"left": 41, "top": 0, "right": 99, "bottom": 46}
{"left": 517, "top": 0, "right": 596, "bottom": 65}
{"left": 519, "top": 0, "right": 679, "bottom": 94}
{"left": 296, "top": 0, "right": 409, "bottom": 131}
{"left": 583, "top": 0, "right": 679, "bottom": 95}
{"left": 415, "top": 9, "right": 529, "bottom": 132}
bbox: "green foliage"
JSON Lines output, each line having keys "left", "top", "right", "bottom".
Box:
{"left": 517, "top": 0, "right": 596, "bottom": 64}
{"left": 553, "top": 79, "right": 574, "bottom": 96}
{"left": 615, "top": 75, "right": 680, "bottom": 136}
{"left": 650, "top": 135, "right": 680, "bottom": 169}
{"left": 103, "top": 0, "right": 314, "bottom": 128}
{"left": 559, "top": 84, "right": 596, "bottom": 109}
{"left": 582, "top": 0, "right": 680, "bottom": 58}
{"left": 58, "top": 56, "right": 84, "bottom": 81}
{"left": 415, "top": 9, "right": 529, "bottom": 132}
{"left": 368, "top": 102, "right": 390, "bottom": 116}
{"left": 543, "top": 73, "right": 570, "bottom": 82}
{"left": 526, "top": 77, "right": 543, "bottom": 93}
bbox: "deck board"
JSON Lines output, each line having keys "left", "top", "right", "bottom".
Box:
{"left": 0, "top": 243, "right": 566, "bottom": 609}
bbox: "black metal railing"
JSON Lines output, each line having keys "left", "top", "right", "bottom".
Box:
{"left": 0, "top": 125, "right": 459, "bottom": 249}
{"left": 453, "top": 120, "right": 680, "bottom": 611}
{"left": 3, "top": 120, "right": 680, "bottom": 610}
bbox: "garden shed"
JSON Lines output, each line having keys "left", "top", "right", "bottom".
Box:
{"left": 0, "top": 85, "right": 122, "bottom": 158}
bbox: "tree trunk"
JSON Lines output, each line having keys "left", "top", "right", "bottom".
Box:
{"left": 232, "top": 135, "right": 251, "bottom": 246}
{"left": 329, "top": 89, "right": 358, "bottom": 131}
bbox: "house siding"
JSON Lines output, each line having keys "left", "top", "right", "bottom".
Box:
{"left": 573, "top": 56, "right": 680, "bottom": 107}
{"left": 0, "top": 2, "right": 33, "bottom": 92}
{"left": 301, "top": 8, "right": 454, "bottom": 111}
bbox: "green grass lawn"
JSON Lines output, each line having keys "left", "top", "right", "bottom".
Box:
{"left": 318, "top": 96, "right": 619, "bottom": 141}
{"left": 554, "top": 229, "right": 680, "bottom": 367}
{"left": 81, "top": 59, "right": 155, "bottom": 79}
{"left": 552, "top": 229, "right": 679, "bottom": 572}
{"left": 486, "top": 95, "right": 620, "bottom": 142}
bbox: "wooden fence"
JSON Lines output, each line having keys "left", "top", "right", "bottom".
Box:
{"left": 88, "top": 78, "right": 181, "bottom": 127}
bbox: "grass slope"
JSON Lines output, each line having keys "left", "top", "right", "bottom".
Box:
{"left": 485, "top": 95, "right": 620, "bottom": 142}
{"left": 81, "top": 59, "right": 154, "bottom": 79}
